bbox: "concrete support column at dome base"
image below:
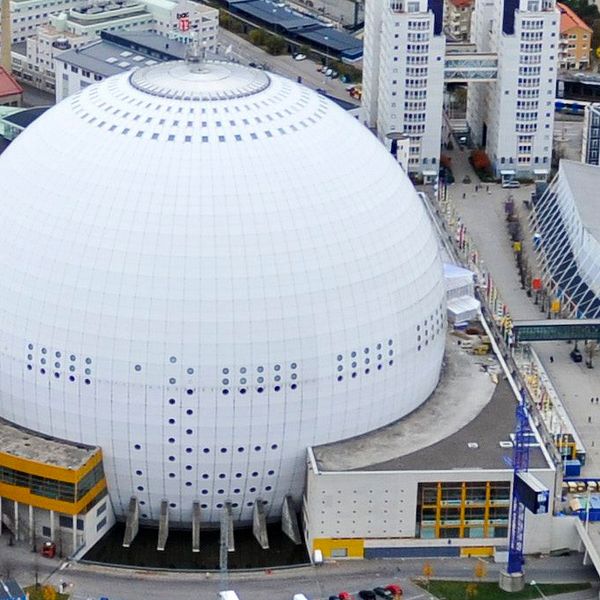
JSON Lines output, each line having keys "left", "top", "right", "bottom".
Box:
{"left": 157, "top": 500, "right": 169, "bottom": 551}
{"left": 499, "top": 570, "right": 525, "bottom": 592}
{"left": 252, "top": 499, "right": 269, "bottom": 550}
{"left": 192, "top": 502, "right": 201, "bottom": 553}
{"left": 122, "top": 496, "right": 139, "bottom": 548}
{"left": 281, "top": 495, "right": 301, "bottom": 545}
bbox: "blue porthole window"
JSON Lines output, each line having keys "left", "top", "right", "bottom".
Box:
{"left": 134, "top": 364, "right": 141, "bottom": 371}
{"left": 40, "top": 368, "right": 46, "bottom": 374}
{"left": 222, "top": 389, "right": 229, "bottom": 395}
{"left": 186, "top": 409, "right": 193, "bottom": 415}
{"left": 168, "top": 455, "right": 176, "bottom": 461}
{"left": 257, "top": 386, "right": 264, "bottom": 393}
{"left": 203, "top": 448, "right": 210, "bottom": 453}
{"left": 187, "top": 367, "right": 194, "bottom": 375}
{"left": 187, "top": 389, "right": 194, "bottom": 395}
{"left": 168, "top": 437, "right": 175, "bottom": 443}
{"left": 169, "top": 377, "right": 176, "bottom": 384}
{"left": 291, "top": 383, "right": 297, "bottom": 390}
{"left": 169, "top": 398, "right": 176, "bottom": 405}
{"left": 185, "top": 465, "right": 193, "bottom": 471}
{"left": 169, "top": 356, "right": 177, "bottom": 363}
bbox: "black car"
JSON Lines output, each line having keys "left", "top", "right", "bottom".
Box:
{"left": 570, "top": 348, "right": 583, "bottom": 363}
{"left": 373, "top": 589, "right": 393, "bottom": 600}
{"left": 329, "top": 596, "right": 339, "bottom": 600}
{"left": 358, "top": 592, "right": 377, "bottom": 600}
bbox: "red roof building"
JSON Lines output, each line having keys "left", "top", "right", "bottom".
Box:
{"left": 0, "top": 67, "right": 23, "bottom": 107}
{"left": 557, "top": 2, "right": 592, "bottom": 70}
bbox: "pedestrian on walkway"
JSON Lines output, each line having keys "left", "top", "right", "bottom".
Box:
{"left": 550, "top": 355, "right": 554, "bottom": 363}
{"left": 592, "top": 397, "right": 594, "bottom": 404}
{"left": 589, "top": 416, "right": 592, "bottom": 423}
{"left": 486, "top": 185, "right": 490, "bottom": 192}
{"left": 596, "top": 397, "right": 599, "bottom": 404}
{"left": 463, "top": 192, "right": 466, "bottom": 199}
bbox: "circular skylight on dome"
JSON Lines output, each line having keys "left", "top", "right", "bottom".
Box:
{"left": 129, "top": 60, "right": 271, "bottom": 101}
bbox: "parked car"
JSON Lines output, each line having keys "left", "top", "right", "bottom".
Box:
{"left": 338, "top": 593, "right": 353, "bottom": 600}
{"left": 502, "top": 180, "right": 521, "bottom": 189}
{"left": 570, "top": 348, "right": 583, "bottom": 363}
{"left": 358, "top": 592, "right": 376, "bottom": 600}
{"left": 294, "top": 53, "right": 307, "bottom": 61}
{"left": 384, "top": 584, "right": 403, "bottom": 597}
{"left": 373, "top": 588, "right": 393, "bottom": 599}
{"left": 329, "top": 596, "right": 340, "bottom": 600}
{"left": 325, "top": 68, "right": 333, "bottom": 76}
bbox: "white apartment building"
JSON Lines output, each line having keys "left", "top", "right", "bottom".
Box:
{"left": 11, "top": 0, "right": 218, "bottom": 93}
{"left": 4, "top": 0, "right": 87, "bottom": 43}
{"left": 362, "top": 0, "right": 445, "bottom": 182}
{"left": 467, "top": 0, "right": 559, "bottom": 181}
{"left": 363, "top": 0, "right": 559, "bottom": 181}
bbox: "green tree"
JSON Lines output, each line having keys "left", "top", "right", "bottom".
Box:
{"left": 561, "top": 0, "right": 600, "bottom": 26}
{"left": 264, "top": 33, "right": 286, "bottom": 55}
{"left": 249, "top": 28, "right": 266, "bottom": 46}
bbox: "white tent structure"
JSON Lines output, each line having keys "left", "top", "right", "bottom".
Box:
{"left": 444, "top": 263, "right": 480, "bottom": 323}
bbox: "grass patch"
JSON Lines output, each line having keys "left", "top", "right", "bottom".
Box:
{"left": 25, "top": 585, "right": 70, "bottom": 600}
{"left": 415, "top": 580, "right": 591, "bottom": 600}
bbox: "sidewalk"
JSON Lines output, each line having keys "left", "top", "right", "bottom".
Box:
{"left": 441, "top": 145, "right": 600, "bottom": 477}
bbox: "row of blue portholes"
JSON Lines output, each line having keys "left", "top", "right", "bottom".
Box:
{"left": 133, "top": 443, "right": 278, "bottom": 454}
{"left": 135, "top": 469, "right": 276, "bottom": 477}
{"left": 136, "top": 484, "right": 273, "bottom": 493}
{"left": 26, "top": 365, "right": 92, "bottom": 384}
{"left": 336, "top": 360, "right": 394, "bottom": 382}
{"left": 139, "top": 500, "right": 268, "bottom": 517}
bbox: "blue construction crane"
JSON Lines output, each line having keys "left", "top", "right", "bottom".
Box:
{"left": 506, "top": 394, "right": 531, "bottom": 575}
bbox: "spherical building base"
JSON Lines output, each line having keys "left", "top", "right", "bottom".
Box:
{"left": 0, "top": 60, "right": 445, "bottom": 527}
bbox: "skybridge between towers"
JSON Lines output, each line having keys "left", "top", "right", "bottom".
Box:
{"left": 444, "top": 45, "right": 498, "bottom": 83}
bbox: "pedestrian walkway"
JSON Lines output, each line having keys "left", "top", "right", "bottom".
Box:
{"left": 439, "top": 144, "right": 600, "bottom": 477}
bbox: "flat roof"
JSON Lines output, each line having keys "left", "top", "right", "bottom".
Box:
{"left": 229, "top": 0, "right": 313, "bottom": 31}
{"left": 2, "top": 106, "right": 49, "bottom": 129}
{"left": 0, "top": 67, "right": 23, "bottom": 98}
{"left": 297, "top": 26, "right": 362, "bottom": 53}
{"left": 0, "top": 417, "right": 98, "bottom": 470}
{"left": 560, "top": 159, "right": 600, "bottom": 240}
{"left": 56, "top": 32, "right": 186, "bottom": 77}
{"left": 313, "top": 332, "right": 551, "bottom": 473}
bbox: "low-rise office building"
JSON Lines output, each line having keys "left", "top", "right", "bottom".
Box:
{"left": 11, "top": 0, "right": 218, "bottom": 93}
{"left": 53, "top": 30, "right": 187, "bottom": 101}
{"left": 0, "top": 417, "right": 114, "bottom": 556}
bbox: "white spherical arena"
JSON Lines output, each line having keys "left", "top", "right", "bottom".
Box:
{"left": 0, "top": 60, "right": 445, "bottom": 526}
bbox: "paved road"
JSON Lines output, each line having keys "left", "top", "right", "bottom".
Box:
{"left": 20, "top": 81, "right": 55, "bottom": 108}
{"left": 441, "top": 142, "right": 600, "bottom": 477}
{"left": 218, "top": 29, "right": 358, "bottom": 104}
{"left": 554, "top": 116, "right": 584, "bottom": 163}
{"left": 1, "top": 536, "right": 597, "bottom": 600}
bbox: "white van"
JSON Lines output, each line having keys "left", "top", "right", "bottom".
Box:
{"left": 218, "top": 592, "right": 241, "bottom": 600}
{"left": 293, "top": 595, "right": 310, "bottom": 600}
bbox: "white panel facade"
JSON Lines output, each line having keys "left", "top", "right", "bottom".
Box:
{"left": 304, "top": 464, "right": 556, "bottom": 554}
{"left": 0, "top": 61, "right": 446, "bottom": 527}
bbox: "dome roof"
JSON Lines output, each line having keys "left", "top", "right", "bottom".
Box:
{"left": 0, "top": 60, "right": 445, "bottom": 525}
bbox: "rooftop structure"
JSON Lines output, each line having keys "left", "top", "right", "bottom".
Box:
{"left": 0, "top": 416, "right": 97, "bottom": 470}
{"left": 304, "top": 332, "right": 556, "bottom": 559}
{"left": 225, "top": 0, "right": 362, "bottom": 60}
{"left": 54, "top": 30, "right": 187, "bottom": 100}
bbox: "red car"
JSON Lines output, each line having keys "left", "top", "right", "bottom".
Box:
{"left": 339, "top": 593, "right": 353, "bottom": 600}
{"left": 385, "top": 585, "right": 403, "bottom": 597}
